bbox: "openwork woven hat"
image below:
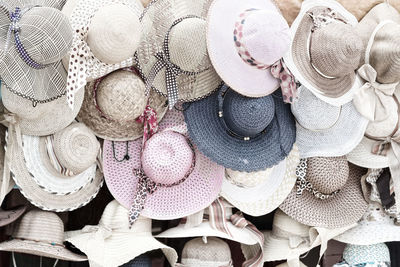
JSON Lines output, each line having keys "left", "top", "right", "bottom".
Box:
{"left": 220, "top": 145, "right": 299, "bottom": 216}
{"left": 0, "top": 210, "right": 87, "bottom": 261}
{"left": 292, "top": 86, "right": 368, "bottom": 158}
{"left": 206, "top": 0, "right": 290, "bottom": 97}
{"left": 8, "top": 123, "right": 104, "bottom": 212}
{"left": 136, "top": 0, "right": 221, "bottom": 109}
{"left": 0, "top": 206, "right": 26, "bottom": 227}
{"left": 184, "top": 84, "right": 296, "bottom": 172}
{"left": 283, "top": 0, "right": 363, "bottom": 106}
{"left": 334, "top": 243, "right": 390, "bottom": 267}
{"left": 103, "top": 109, "right": 223, "bottom": 220}
{"left": 65, "top": 200, "right": 178, "bottom": 267}
{"left": 280, "top": 157, "right": 368, "bottom": 228}
{"left": 77, "top": 68, "right": 168, "bottom": 141}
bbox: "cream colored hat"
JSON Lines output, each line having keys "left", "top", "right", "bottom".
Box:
{"left": 136, "top": 0, "right": 221, "bottom": 109}
{"left": 65, "top": 200, "right": 178, "bottom": 267}
{"left": 61, "top": 0, "right": 144, "bottom": 109}
{"left": 220, "top": 145, "right": 299, "bottom": 216}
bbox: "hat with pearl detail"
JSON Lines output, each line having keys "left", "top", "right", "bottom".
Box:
{"left": 135, "top": 0, "right": 221, "bottom": 109}
{"left": 206, "top": 0, "right": 290, "bottom": 98}
{"left": 283, "top": 0, "right": 363, "bottom": 106}
{"left": 61, "top": 0, "right": 143, "bottom": 109}
{"left": 184, "top": 84, "right": 296, "bottom": 172}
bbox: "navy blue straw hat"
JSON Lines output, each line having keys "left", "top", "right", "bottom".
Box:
{"left": 121, "top": 254, "right": 152, "bottom": 267}
{"left": 184, "top": 84, "right": 296, "bottom": 172}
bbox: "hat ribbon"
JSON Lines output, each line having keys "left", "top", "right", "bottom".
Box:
{"left": 145, "top": 15, "right": 209, "bottom": 110}
{"left": 271, "top": 59, "right": 299, "bottom": 104}
{"left": 136, "top": 104, "right": 158, "bottom": 148}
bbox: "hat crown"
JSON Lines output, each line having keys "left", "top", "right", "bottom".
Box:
{"left": 222, "top": 89, "right": 275, "bottom": 138}
{"left": 142, "top": 131, "right": 194, "bottom": 185}
{"left": 343, "top": 243, "right": 390, "bottom": 265}
{"left": 96, "top": 70, "right": 147, "bottom": 122}
{"left": 272, "top": 209, "right": 309, "bottom": 237}
{"left": 18, "top": 6, "right": 73, "bottom": 65}
{"left": 13, "top": 210, "right": 64, "bottom": 246}
{"left": 52, "top": 123, "right": 99, "bottom": 174}
{"left": 306, "top": 156, "right": 349, "bottom": 194}
{"left": 181, "top": 237, "right": 231, "bottom": 265}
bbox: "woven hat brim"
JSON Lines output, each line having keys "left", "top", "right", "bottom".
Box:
{"left": 279, "top": 163, "right": 369, "bottom": 229}
{"left": 1, "top": 0, "right": 67, "bottom": 11}
{"left": 346, "top": 137, "right": 389, "bottom": 168}
{"left": 0, "top": 206, "right": 26, "bottom": 227}
{"left": 184, "top": 89, "right": 296, "bottom": 172}
{"left": 136, "top": 0, "right": 221, "bottom": 102}
{"left": 77, "top": 82, "right": 168, "bottom": 141}
{"left": 220, "top": 145, "right": 299, "bottom": 216}
{"left": 206, "top": 0, "right": 280, "bottom": 97}
{"left": 0, "top": 239, "right": 87, "bottom": 262}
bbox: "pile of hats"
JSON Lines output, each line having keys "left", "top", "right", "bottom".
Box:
{"left": 0, "top": 0, "right": 399, "bottom": 266}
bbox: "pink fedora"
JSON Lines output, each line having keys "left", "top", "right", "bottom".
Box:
{"left": 207, "top": 0, "right": 290, "bottom": 97}
{"left": 103, "top": 109, "right": 224, "bottom": 222}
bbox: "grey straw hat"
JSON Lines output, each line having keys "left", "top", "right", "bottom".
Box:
{"left": 184, "top": 84, "right": 295, "bottom": 172}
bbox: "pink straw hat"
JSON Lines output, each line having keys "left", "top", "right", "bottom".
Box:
{"left": 103, "top": 109, "right": 224, "bottom": 220}
{"left": 207, "top": 0, "right": 290, "bottom": 97}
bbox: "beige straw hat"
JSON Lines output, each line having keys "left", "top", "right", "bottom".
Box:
{"left": 65, "top": 200, "right": 178, "bottom": 267}
{"left": 283, "top": 0, "right": 363, "bottom": 106}
{"left": 77, "top": 68, "right": 168, "bottom": 141}
{"left": 7, "top": 123, "right": 103, "bottom": 212}
{"left": 135, "top": 0, "right": 221, "bottom": 109}
{"left": 0, "top": 123, "right": 14, "bottom": 205}
{"left": 0, "top": 210, "right": 87, "bottom": 261}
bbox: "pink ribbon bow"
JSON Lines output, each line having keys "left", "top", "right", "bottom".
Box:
{"left": 271, "top": 59, "right": 298, "bottom": 104}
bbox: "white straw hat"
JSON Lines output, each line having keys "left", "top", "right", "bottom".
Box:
{"left": 65, "top": 200, "right": 178, "bottom": 267}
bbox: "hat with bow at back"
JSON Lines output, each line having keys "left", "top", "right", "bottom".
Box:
{"left": 77, "top": 67, "right": 168, "bottom": 141}
{"left": 283, "top": 0, "right": 364, "bottom": 106}
{"left": 184, "top": 84, "right": 296, "bottom": 172}
{"left": 157, "top": 198, "right": 265, "bottom": 267}
{"left": 61, "top": 0, "right": 143, "bottom": 109}
{"left": 292, "top": 86, "right": 368, "bottom": 158}
{"left": 220, "top": 145, "right": 299, "bottom": 216}
{"left": 65, "top": 200, "right": 178, "bottom": 267}
{"left": 0, "top": 210, "right": 87, "bottom": 263}
{"left": 135, "top": 0, "right": 221, "bottom": 109}
{"left": 263, "top": 209, "right": 355, "bottom": 267}
{"left": 279, "top": 157, "right": 369, "bottom": 228}
{"left": 103, "top": 108, "right": 224, "bottom": 225}
{"left": 333, "top": 243, "right": 390, "bottom": 267}
{"left": 8, "top": 122, "right": 103, "bottom": 212}
{"left": 206, "top": 0, "right": 291, "bottom": 98}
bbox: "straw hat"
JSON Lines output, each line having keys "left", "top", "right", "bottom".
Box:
{"left": 206, "top": 0, "right": 290, "bottom": 97}
{"left": 184, "top": 84, "right": 296, "bottom": 172}
{"left": 8, "top": 123, "right": 104, "bottom": 212}
{"left": 119, "top": 255, "right": 152, "bottom": 267}
{"left": 292, "top": 86, "right": 368, "bottom": 158}
{"left": 263, "top": 209, "right": 354, "bottom": 264}
{"left": 77, "top": 68, "right": 168, "bottom": 141}
{"left": 135, "top": 0, "right": 221, "bottom": 109}
{"left": 279, "top": 157, "right": 369, "bottom": 228}
{"left": 0, "top": 210, "right": 87, "bottom": 261}
{"left": 0, "top": 124, "right": 14, "bottom": 204}
{"left": 0, "top": 206, "right": 26, "bottom": 227}
{"left": 334, "top": 243, "right": 390, "bottom": 266}
{"left": 180, "top": 237, "right": 232, "bottom": 267}
{"left": 103, "top": 109, "right": 224, "bottom": 220}
{"left": 0, "top": 0, "right": 73, "bottom": 106}
{"left": 283, "top": 0, "right": 363, "bottom": 106}
{"left": 61, "top": 0, "right": 143, "bottom": 109}
{"left": 220, "top": 145, "right": 299, "bottom": 216}
{"left": 65, "top": 200, "right": 178, "bottom": 267}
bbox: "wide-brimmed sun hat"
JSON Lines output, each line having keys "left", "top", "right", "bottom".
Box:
{"left": 334, "top": 243, "right": 390, "bottom": 267}
{"left": 103, "top": 109, "right": 224, "bottom": 221}
{"left": 0, "top": 209, "right": 87, "bottom": 262}
{"left": 283, "top": 0, "right": 363, "bottom": 106}
{"left": 280, "top": 156, "right": 368, "bottom": 228}
{"left": 0, "top": 206, "right": 26, "bottom": 227}
{"left": 61, "top": 0, "right": 144, "bottom": 109}
{"left": 135, "top": 0, "right": 221, "bottom": 109}
{"left": 292, "top": 86, "right": 368, "bottom": 158}
{"left": 65, "top": 200, "right": 178, "bottom": 267}
{"left": 220, "top": 145, "right": 299, "bottom": 216}
{"left": 8, "top": 122, "right": 103, "bottom": 212}
{"left": 77, "top": 68, "right": 168, "bottom": 141}
{"left": 206, "top": 0, "right": 290, "bottom": 97}
{"left": 184, "top": 84, "right": 296, "bottom": 172}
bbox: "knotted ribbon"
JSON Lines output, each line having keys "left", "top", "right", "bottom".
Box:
{"left": 135, "top": 105, "right": 158, "bottom": 149}
{"left": 271, "top": 59, "right": 299, "bottom": 104}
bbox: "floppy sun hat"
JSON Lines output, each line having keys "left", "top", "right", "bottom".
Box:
{"left": 184, "top": 84, "right": 296, "bottom": 172}
{"left": 283, "top": 0, "right": 364, "bottom": 106}
{"left": 135, "top": 0, "right": 221, "bottom": 109}
{"left": 206, "top": 0, "right": 290, "bottom": 98}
